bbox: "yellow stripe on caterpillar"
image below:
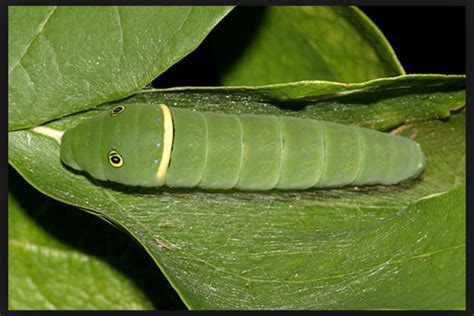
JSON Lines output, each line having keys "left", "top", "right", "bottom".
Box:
{"left": 156, "top": 104, "right": 173, "bottom": 184}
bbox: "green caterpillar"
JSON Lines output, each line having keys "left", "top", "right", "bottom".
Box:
{"left": 60, "top": 103, "right": 425, "bottom": 190}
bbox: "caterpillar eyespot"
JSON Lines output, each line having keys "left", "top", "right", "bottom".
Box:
{"left": 60, "top": 103, "right": 425, "bottom": 190}
{"left": 108, "top": 150, "right": 124, "bottom": 168}
{"left": 111, "top": 105, "right": 126, "bottom": 117}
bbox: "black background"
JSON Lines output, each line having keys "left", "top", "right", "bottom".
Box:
{"left": 153, "top": 6, "right": 466, "bottom": 88}
{"left": 360, "top": 6, "right": 465, "bottom": 75}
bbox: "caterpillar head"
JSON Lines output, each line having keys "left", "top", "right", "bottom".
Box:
{"left": 60, "top": 104, "right": 169, "bottom": 187}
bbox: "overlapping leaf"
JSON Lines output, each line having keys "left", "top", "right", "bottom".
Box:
{"left": 9, "top": 75, "right": 465, "bottom": 309}
{"left": 212, "top": 6, "right": 404, "bottom": 85}
{"left": 8, "top": 185, "right": 186, "bottom": 310}
{"left": 8, "top": 6, "right": 233, "bottom": 130}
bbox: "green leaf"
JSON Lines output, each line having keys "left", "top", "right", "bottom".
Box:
{"left": 212, "top": 6, "right": 404, "bottom": 86}
{"left": 8, "top": 75, "right": 465, "bottom": 309}
{"left": 343, "top": 183, "right": 466, "bottom": 310}
{"left": 8, "top": 170, "right": 185, "bottom": 310}
{"left": 8, "top": 6, "right": 233, "bottom": 131}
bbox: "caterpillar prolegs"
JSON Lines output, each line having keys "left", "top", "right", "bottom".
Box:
{"left": 60, "top": 103, "right": 425, "bottom": 190}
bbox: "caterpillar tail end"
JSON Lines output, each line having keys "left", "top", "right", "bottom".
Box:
{"left": 412, "top": 143, "right": 426, "bottom": 179}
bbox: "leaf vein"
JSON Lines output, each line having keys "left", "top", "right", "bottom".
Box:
{"left": 9, "top": 6, "right": 57, "bottom": 75}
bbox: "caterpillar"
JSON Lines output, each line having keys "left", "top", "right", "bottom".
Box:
{"left": 60, "top": 103, "right": 425, "bottom": 190}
